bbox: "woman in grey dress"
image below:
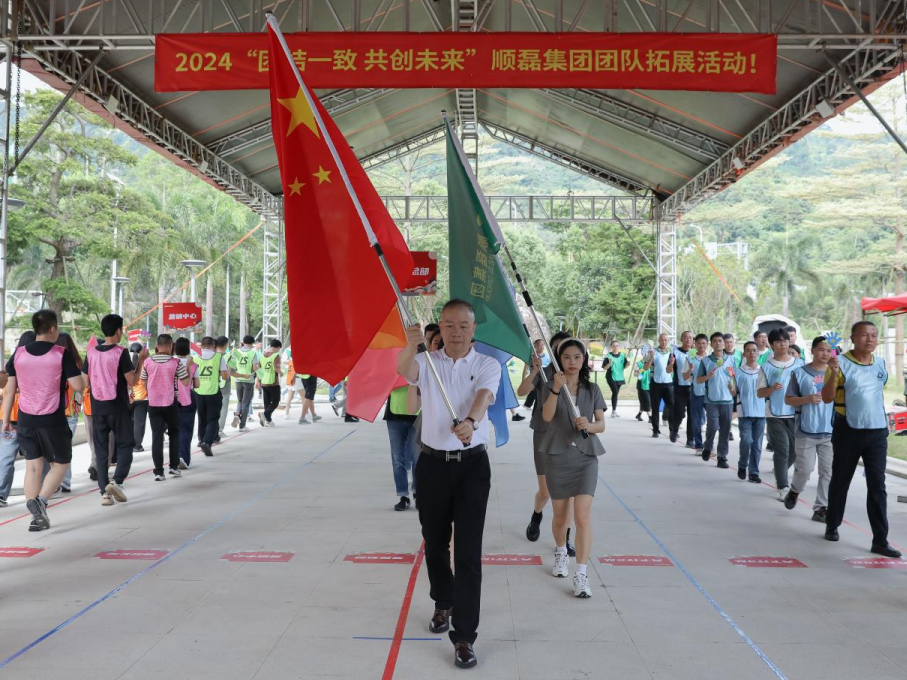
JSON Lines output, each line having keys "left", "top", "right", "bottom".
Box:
{"left": 541, "top": 339, "right": 606, "bottom": 598}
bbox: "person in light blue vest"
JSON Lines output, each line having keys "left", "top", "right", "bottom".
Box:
{"left": 695, "top": 332, "right": 736, "bottom": 468}
{"left": 783, "top": 337, "right": 834, "bottom": 522}
{"left": 643, "top": 333, "right": 675, "bottom": 438}
{"left": 756, "top": 328, "right": 797, "bottom": 502}
{"left": 821, "top": 321, "right": 901, "bottom": 557}
{"left": 683, "top": 334, "right": 709, "bottom": 451}
{"left": 735, "top": 341, "right": 765, "bottom": 483}
{"left": 669, "top": 331, "right": 694, "bottom": 444}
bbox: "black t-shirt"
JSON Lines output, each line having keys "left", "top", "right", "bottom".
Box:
{"left": 82, "top": 344, "right": 134, "bottom": 415}
{"left": 6, "top": 341, "right": 80, "bottom": 428}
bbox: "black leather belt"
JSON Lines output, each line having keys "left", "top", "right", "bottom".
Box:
{"left": 421, "top": 444, "right": 487, "bottom": 462}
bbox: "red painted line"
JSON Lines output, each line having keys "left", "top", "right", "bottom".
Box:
{"left": 0, "top": 430, "right": 251, "bottom": 529}
{"left": 382, "top": 540, "right": 425, "bottom": 680}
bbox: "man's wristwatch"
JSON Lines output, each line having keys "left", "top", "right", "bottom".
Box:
{"left": 464, "top": 417, "right": 479, "bottom": 430}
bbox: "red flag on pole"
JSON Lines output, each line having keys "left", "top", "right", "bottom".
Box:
{"left": 266, "top": 21, "right": 413, "bottom": 386}
{"left": 346, "top": 307, "right": 410, "bottom": 422}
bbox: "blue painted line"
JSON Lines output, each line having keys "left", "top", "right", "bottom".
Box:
{"left": 352, "top": 637, "right": 441, "bottom": 641}
{"left": 598, "top": 475, "right": 789, "bottom": 680}
{"left": 0, "top": 431, "right": 356, "bottom": 671}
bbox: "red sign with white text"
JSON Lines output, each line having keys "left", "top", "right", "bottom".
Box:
{"left": 0, "top": 547, "right": 44, "bottom": 558}
{"left": 155, "top": 32, "right": 777, "bottom": 94}
{"left": 96, "top": 549, "right": 169, "bottom": 560}
{"left": 728, "top": 556, "right": 807, "bottom": 568}
{"left": 162, "top": 302, "right": 202, "bottom": 330}
{"left": 403, "top": 251, "right": 437, "bottom": 296}
{"left": 127, "top": 329, "right": 143, "bottom": 344}
{"left": 599, "top": 555, "right": 673, "bottom": 567}
{"left": 344, "top": 552, "right": 416, "bottom": 564}
{"left": 482, "top": 554, "right": 543, "bottom": 566}
{"left": 845, "top": 557, "right": 907, "bottom": 569}
{"left": 221, "top": 551, "right": 294, "bottom": 562}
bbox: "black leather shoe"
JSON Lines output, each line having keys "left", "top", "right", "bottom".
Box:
{"left": 526, "top": 511, "right": 542, "bottom": 542}
{"left": 824, "top": 529, "right": 839, "bottom": 542}
{"left": 394, "top": 496, "right": 410, "bottom": 511}
{"left": 454, "top": 641, "right": 477, "bottom": 669}
{"left": 669, "top": 433, "right": 677, "bottom": 443}
{"left": 716, "top": 459, "right": 729, "bottom": 469}
{"left": 871, "top": 543, "right": 903, "bottom": 558}
{"left": 737, "top": 467, "right": 746, "bottom": 480}
{"left": 651, "top": 432, "right": 659, "bottom": 438}
{"left": 429, "top": 608, "right": 452, "bottom": 634}
{"left": 784, "top": 490, "right": 799, "bottom": 510}
{"left": 701, "top": 449, "right": 711, "bottom": 461}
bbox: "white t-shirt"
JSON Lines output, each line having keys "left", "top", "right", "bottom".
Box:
{"left": 408, "top": 347, "right": 501, "bottom": 451}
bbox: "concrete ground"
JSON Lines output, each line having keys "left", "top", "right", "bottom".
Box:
{"left": 2, "top": 401, "right": 907, "bottom": 680}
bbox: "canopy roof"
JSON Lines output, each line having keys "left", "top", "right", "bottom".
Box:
{"left": 9, "top": 0, "right": 907, "bottom": 219}
{"left": 862, "top": 294, "right": 907, "bottom": 315}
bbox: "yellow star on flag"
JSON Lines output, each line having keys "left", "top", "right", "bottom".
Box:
{"left": 313, "top": 166, "right": 332, "bottom": 184}
{"left": 288, "top": 177, "right": 305, "bottom": 195}
{"left": 277, "top": 89, "right": 320, "bottom": 138}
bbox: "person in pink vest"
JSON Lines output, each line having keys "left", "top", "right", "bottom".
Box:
{"left": 140, "top": 334, "right": 192, "bottom": 482}
{"left": 1, "top": 310, "right": 83, "bottom": 531}
{"left": 82, "top": 314, "right": 146, "bottom": 506}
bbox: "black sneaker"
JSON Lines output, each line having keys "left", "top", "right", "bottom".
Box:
{"left": 784, "top": 489, "right": 799, "bottom": 510}
{"left": 651, "top": 432, "right": 659, "bottom": 438}
{"left": 701, "top": 450, "right": 711, "bottom": 461}
{"left": 88, "top": 466, "right": 97, "bottom": 481}
{"left": 394, "top": 496, "right": 410, "bottom": 511}
{"left": 824, "top": 529, "right": 839, "bottom": 542}
{"left": 716, "top": 459, "right": 729, "bottom": 469}
{"left": 200, "top": 443, "right": 214, "bottom": 457}
{"left": 526, "top": 511, "right": 542, "bottom": 542}
{"left": 26, "top": 498, "right": 49, "bottom": 531}
{"left": 60, "top": 485, "right": 71, "bottom": 493}
{"left": 635, "top": 413, "right": 643, "bottom": 421}
{"left": 566, "top": 528, "right": 576, "bottom": 557}
{"left": 28, "top": 518, "right": 43, "bottom": 532}
{"left": 737, "top": 467, "right": 746, "bottom": 480}
{"left": 748, "top": 474, "right": 762, "bottom": 484}
{"left": 728, "top": 432, "right": 734, "bottom": 441}
{"left": 133, "top": 445, "right": 144, "bottom": 453}
{"left": 512, "top": 413, "right": 526, "bottom": 422}
{"left": 812, "top": 507, "right": 827, "bottom": 523}
{"left": 669, "top": 433, "right": 677, "bottom": 443}
{"left": 344, "top": 415, "right": 360, "bottom": 423}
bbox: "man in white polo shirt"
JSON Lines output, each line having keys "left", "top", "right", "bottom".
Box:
{"left": 398, "top": 299, "right": 501, "bottom": 670}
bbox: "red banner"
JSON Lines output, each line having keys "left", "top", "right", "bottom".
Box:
{"left": 162, "top": 302, "right": 202, "bottom": 330}
{"left": 155, "top": 32, "right": 777, "bottom": 93}
{"left": 403, "top": 251, "right": 437, "bottom": 296}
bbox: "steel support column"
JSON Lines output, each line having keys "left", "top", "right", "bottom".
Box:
{"left": 655, "top": 215, "right": 677, "bottom": 340}
{"left": 0, "top": 44, "right": 12, "bottom": 359}
{"left": 261, "top": 213, "right": 284, "bottom": 344}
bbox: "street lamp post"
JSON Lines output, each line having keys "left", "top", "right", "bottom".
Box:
{"left": 112, "top": 276, "right": 130, "bottom": 317}
{"left": 180, "top": 259, "right": 206, "bottom": 343}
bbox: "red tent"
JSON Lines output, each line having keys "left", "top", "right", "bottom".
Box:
{"left": 862, "top": 294, "right": 907, "bottom": 315}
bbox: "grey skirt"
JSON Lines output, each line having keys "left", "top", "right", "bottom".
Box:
{"left": 545, "top": 447, "right": 599, "bottom": 499}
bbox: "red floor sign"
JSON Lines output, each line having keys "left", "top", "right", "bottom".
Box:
{"left": 221, "top": 551, "right": 294, "bottom": 562}
{"left": 344, "top": 552, "right": 416, "bottom": 564}
{"left": 0, "top": 547, "right": 44, "bottom": 558}
{"left": 599, "top": 555, "right": 673, "bottom": 567}
{"left": 482, "top": 554, "right": 542, "bottom": 566}
{"left": 728, "top": 556, "right": 807, "bottom": 568}
{"left": 845, "top": 557, "right": 907, "bottom": 569}
{"left": 96, "top": 550, "right": 169, "bottom": 560}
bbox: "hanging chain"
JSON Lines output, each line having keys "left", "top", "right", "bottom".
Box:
{"left": 12, "top": 11, "right": 23, "bottom": 174}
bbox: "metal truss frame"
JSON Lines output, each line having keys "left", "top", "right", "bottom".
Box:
{"left": 481, "top": 121, "right": 650, "bottom": 194}
{"left": 661, "top": 44, "right": 907, "bottom": 217}
{"left": 541, "top": 88, "right": 730, "bottom": 161}
{"left": 656, "top": 217, "right": 677, "bottom": 340}
{"left": 359, "top": 125, "right": 446, "bottom": 170}
{"left": 261, "top": 214, "right": 284, "bottom": 343}
{"left": 378, "top": 194, "right": 654, "bottom": 223}
{"left": 26, "top": 49, "right": 281, "bottom": 216}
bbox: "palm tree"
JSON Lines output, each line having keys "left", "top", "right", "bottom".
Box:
{"left": 751, "top": 232, "right": 821, "bottom": 317}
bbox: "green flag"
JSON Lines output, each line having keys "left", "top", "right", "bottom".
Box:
{"left": 446, "top": 121, "right": 532, "bottom": 362}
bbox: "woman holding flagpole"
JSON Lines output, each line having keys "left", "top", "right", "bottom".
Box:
{"left": 540, "top": 338, "right": 606, "bottom": 599}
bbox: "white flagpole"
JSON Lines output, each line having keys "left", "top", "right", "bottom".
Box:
{"left": 442, "top": 112, "right": 588, "bottom": 437}
{"left": 266, "top": 14, "right": 467, "bottom": 443}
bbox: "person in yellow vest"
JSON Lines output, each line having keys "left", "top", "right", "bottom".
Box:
{"left": 256, "top": 339, "right": 283, "bottom": 427}
{"left": 194, "top": 336, "right": 230, "bottom": 457}
{"left": 385, "top": 385, "right": 418, "bottom": 510}
{"left": 230, "top": 335, "right": 260, "bottom": 431}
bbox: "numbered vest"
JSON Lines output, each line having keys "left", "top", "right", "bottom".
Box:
{"left": 761, "top": 361, "right": 796, "bottom": 417}
{"left": 839, "top": 354, "right": 888, "bottom": 430}
{"left": 790, "top": 367, "right": 833, "bottom": 435}
{"left": 194, "top": 353, "right": 222, "bottom": 396}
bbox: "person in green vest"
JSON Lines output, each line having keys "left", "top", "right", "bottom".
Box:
{"left": 755, "top": 330, "right": 771, "bottom": 365}
{"left": 635, "top": 356, "right": 651, "bottom": 422}
{"left": 601, "top": 341, "right": 628, "bottom": 418}
{"left": 193, "top": 337, "right": 230, "bottom": 457}
{"left": 215, "top": 336, "right": 233, "bottom": 441}
{"left": 230, "top": 335, "right": 260, "bottom": 431}
{"left": 256, "top": 339, "right": 283, "bottom": 427}
{"left": 385, "top": 385, "right": 418, "bottom": 511}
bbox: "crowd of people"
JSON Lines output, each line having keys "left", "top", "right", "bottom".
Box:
{"left": 0, "top": 310, "right": 355, "bottom": 529}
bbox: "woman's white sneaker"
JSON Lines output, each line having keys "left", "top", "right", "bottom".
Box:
{"left": 552, "top": 550, "right": 569, "bottom": 578}
{"left": 573, "top": 572, "right": 592, "bottom": 598}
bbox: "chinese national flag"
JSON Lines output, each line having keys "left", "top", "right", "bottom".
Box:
{"left": 266, "top": 22, "right": 413, "bottom": 386}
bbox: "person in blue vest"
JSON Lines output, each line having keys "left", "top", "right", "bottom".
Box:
{"left": 643, "top": 333, "right": 675, "bottom": 439}
{"left": 821, "top": 321, "right": 900, "bottom": 557}
{"left": 784, "top": 337, "right": 834, "bottom": 522}
{"left": 695, "top": 332, "right": 736, "bottom": 468}
{"left": 756, "top": 328, "right": 798, "bottom": 502}
{"left": 683, "top": 334, "right": 709, "bottom": 451}
{"left": 735, "top": 341, "right": 765, "bottom": 482}
{"left": 670, "top": 331, "right": 694, "bottom": 444}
